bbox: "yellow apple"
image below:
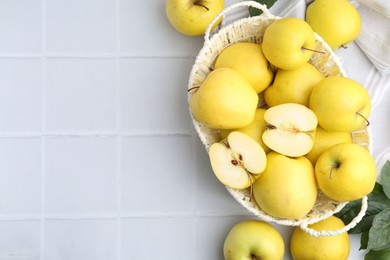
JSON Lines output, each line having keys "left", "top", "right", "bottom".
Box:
{"left": 315, "top": 143, "right": 376, "bottom": 202}
{"left": 214, "top": 42, "right": 274, "bottom": 93}
{"left": 309, "top": 76, "right": 371, "bottom": 132}
{"left": 253, "top": 151, "right": 317, "bottom": 219}
{"left": 189, "top": 68, "right": 258, "bottom": 129}
{"left": 165, "top": 0, "right": 224, "bottom": 36}
{"left": 224, "top": 220, "right": 285, "bottom": 260}
{"left": 208, "top": 131, "right": 267, "bottom": 190}
{"left": 306, "top": 126, "right": 352, "bottom": 165}
{"left": 264, "top": 63, "right": 324, "bottom": 107}
{"left": 306, "top": 0, "right": 361, "bottom": 50}
{"left": 220, "top": 108, "right": 271, "bottom": 154}
{"left": 262, "top": 103, "right": 318, "bottom": 157}
{"left": 262, "top": 17, "right": 316, "bottom": 70}
{"left": 290, "top": 216, "right": 350, "bottom": 260}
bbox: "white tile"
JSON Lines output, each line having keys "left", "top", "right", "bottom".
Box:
{"left": 46, "top": 58, "right": 117, "bottom": 132}
{"left": 121, "top": 135, "right": 194, "bottom": 214}
{"left": 0, "top": 58, "right": 42, "bottom": 132}
{"left": 0, "top": 220, "right": 40, "bottom": 259}
{"left": 121, "top": 217, "right": 194, "bottom": 260}
{"left": 194, "top": 140, "right": 251, "bottom": 215}
{"left": 120, "top": 57, "right": 194, "bottom": 134}
{"left": 195, "top": 216, "right": 249, "bottom": 260}
{"left": 0, "top": 138, "right": 41, "bottom": 215}
{"left": 44, "top": 219, "right": 117, "bottom": 260}
{"left": 0, "top": 0, "right": 42, "bottom": 53}
{"left": 120, "top": 0, "right": 203, "bottom": 56}
{"left": 46, "top": 0, "right": 116, "bottom": 53}
{"left": 45, "top": 137, "right": 117, "bottom": 214}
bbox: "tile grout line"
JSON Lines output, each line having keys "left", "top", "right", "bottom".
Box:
{"left": 40, "top": 0, "right": 47, "bottom": 259}
{"left": 191, "top": 135, "right": 199, "bottom": 257}
{"left": 115, "top": 0, "right": 122, "bottom": 259}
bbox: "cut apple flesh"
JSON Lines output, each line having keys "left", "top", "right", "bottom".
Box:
{"left": 262, "top": 103, "right": 318, "bottom": 157}
{"left": 208, "top": 131, "right": 267, "bottom": 190}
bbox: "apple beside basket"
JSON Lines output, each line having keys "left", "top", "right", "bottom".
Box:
{"left": 187, "top": 1, "right": 371, "bottom": 237}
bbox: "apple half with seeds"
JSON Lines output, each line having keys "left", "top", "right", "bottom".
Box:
{"left": 208, "top": 131, "right": 267, "bottom": 190}
{"left": 262, "top": 103, "right": 318, "bottom": 157}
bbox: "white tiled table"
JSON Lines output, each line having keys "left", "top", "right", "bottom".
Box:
{"left": 0, "top": 0, "right": 389, "bottom": 259}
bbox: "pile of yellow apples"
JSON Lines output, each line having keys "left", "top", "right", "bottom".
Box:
{"left": 189, "top": 16, "right": 377, "bottom": 221}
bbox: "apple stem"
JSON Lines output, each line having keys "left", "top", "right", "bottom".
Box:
{"left": 341, "top": 45, "right": 348, "bottom": 49}
{"left": 194, "top": 1, "right": 209, "bottom": 11}
{"left": 329, "top": 168, "right": 333, "bottom": 179}
{"left": 301, "top": 47, "right": 326, "bottom": 55}
{"left": 356, "top": 112, "right": 370, "bottom": 127}
{"left": 187, "top": 86, "right": 200, "bottom": 93}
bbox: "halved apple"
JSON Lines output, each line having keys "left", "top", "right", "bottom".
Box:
{"left": 208, "top": 131, "right": 267, "bottom": 190}
{"left": 262, "top": 103, "right": 318, "bottom": 157}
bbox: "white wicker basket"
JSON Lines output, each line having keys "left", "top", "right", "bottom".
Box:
{"left": 188, "top": 1, "right": 370, "bottom": 236}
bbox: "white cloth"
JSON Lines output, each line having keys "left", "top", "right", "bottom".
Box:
{"left": 354, "top": 0, "right": 390, "bottom": 75}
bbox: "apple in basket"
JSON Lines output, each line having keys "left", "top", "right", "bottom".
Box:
{"left": 261, "top": 17, "right": 317, "bottom": 70}
{"left": 165, "top": 0, "right": 224, "bottom": 36}
{"left": 223, "top": 220, "right": 285, "bottom": 260}
{"left": 189, "top": 68, "right": 258, "bottom": 129}
{"left": 208, "top": 131, "right": 267, "bottom": 190}
{"left": 262, "top": 103, "right": 318, "bottom": 157}
{"left": 253, "top": 151, "right": 317, "bottom": 219}
{"left": 214, "top": 42, "right": 274, "bottom": 94}
{"left": 264, "top": 62, "right": 324, "bottom": 107}
{"left": 309, "top": 76, "right": 371, "bottom": 132}
{"left": 219, "top": 108, "right": 271, "bottom": 154}
{"left": 315, "top": 142, "right": 376, "bottom": 202}
{"left": 306, "top": 126, "right": 352, "bottom": 165}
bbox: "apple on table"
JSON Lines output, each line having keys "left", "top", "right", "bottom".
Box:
{"left": 223, "top": 220, "right": 285, "bottom": 260}
{"left": 165, "top": 0, "right": 224, "bottom": 36}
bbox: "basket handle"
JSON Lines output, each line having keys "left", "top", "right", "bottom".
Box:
{"left": 204, "top": 0, "right": 273, "bottom": 42}
{"left": 299, "top": 195, "right": 368, "bottom": 237}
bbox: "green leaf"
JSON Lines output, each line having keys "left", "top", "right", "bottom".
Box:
{"left": 380, "top": 160, "right": 390, "bottom": 199}
{"left": 365, "top": 247, "right": 390, "bottom": 260}
{"left": 249, "top": 0, "right": 278, "bottom": 16}
{"left": 361, "top": 231, "right": 369, "bottom": 250}
{"left": 368, "top": 208, "right": 390, "bottom": 250}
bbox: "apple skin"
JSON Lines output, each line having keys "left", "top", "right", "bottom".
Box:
{"left": 220, "top": 108, "right": 271, "bottom": 154}
{"left": 309, "top": 76, "right": 371, "bottom": 132}
{"left": 253, "top": 152, "right": 317, "bottom": 219}
{"left": 214, "top": 42, "right": 274, "bottom": 94}
{"left": 305, "top": 126, "right": 352, "bottom": 165}
{"left": 290, "top": 216, "right": 350, "bottom": 260}
{"left": 261, "top": 17, "right": 316, "bottom": 70}
{"left": 189, "top": 68, "right": 258, "bottom": 129}
{"left": 264, "top": 63, "right": 323, "bottom": 107}
{"left": 315, "top": 143, "right": 376, "bottom": 202}
{"left": 306, "top": 0, "right": 361, "bottom": 50}
{"left": 224, "top": 220, "right": 284, "bottom": 260}
{"left": 165, "top": 0, "right": 224, "bottom": 36}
